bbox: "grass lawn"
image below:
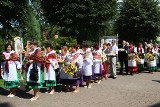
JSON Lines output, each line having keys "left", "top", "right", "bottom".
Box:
{"left": 0, "top": 77, "right": 4, "bottom": 88}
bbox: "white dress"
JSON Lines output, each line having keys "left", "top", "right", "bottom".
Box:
{"left": 1, "top": 50, "right": 21, "bottom": 81}
{"left": 93, "top": 49, "right": 102, "bottom": 74}
{"left": 76, "top": 54, "right": 83, "bottom": 69}
{"left": 152, "top": 48, "right": 159, "bottom": 64}
{"left": 82, "top": 48, "right": 93, "bottom": 76}
{"left": 44, "top": 50, "right": 57, "bottom": 81}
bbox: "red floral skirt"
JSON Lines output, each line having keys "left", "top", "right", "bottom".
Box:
{"left": 128, "top": 66, "right": 138, "bottom": 73}
{"left": 102, "top": 62, "right": 107, "bottom": 77}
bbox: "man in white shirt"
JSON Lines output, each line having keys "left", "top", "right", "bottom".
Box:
{"left": 109, "top": 40, "right": 118, "bottom": 79}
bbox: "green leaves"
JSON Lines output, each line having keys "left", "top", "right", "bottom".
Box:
{"left": 116, "top": 0, "right": 160, "bottom": 43}
{"left": 41, "top": 0, "right": 117, "bottom": 43}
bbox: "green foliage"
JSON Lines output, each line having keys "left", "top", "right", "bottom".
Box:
{"left": 41, "top": 36, "right": 77, "bottom": 50}
{"left": 41, "top": 0, "right": 117, "bottom": 43}
{"left": 116, "top": 0, "right": 160, "bottom": 43}
{"left": 0, "top": 0, "right": 41, "bottom": 45}
{"left": 82, "top": 40, "right": 96, "bottom": 47}
{"left": 0, "top": 79, "right": 4, "bottom": 88}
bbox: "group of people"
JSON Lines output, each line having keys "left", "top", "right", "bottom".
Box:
{"left": 119, "top": 40, "right": 160, "bottom": 75}
{"left": 1, "top": 40, "right": 159, "bottom": 101}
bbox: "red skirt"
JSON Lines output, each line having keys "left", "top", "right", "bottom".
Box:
{"left": 128, "top": 66, "right": 138, "bottom": 73}
{"left": 102, "top": 62, "right": 107, "bottom": 77}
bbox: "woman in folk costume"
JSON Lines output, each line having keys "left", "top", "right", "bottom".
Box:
{"left": 152, "top": 44, "right": 159, "bottom": 71}
{"left": 102, "top": 43, "right": 108, "bottom": 80}
{"left": 128, "top": 43, "right": 138, "bottom": 75}
{"left": 26, "top": 41, "right": 43, "bottom": 101}
{"left": 67, "top": 45, "right": 83, "bottom": 92}
{"left": 44, "top": 43, "right": 57, "bottom": 94}
{"left": 128, "top": 43, "right": 137, "bottom": 53}
{"left": 1, "top": 43, "right": 21, "bottom": 97}
{"left": 82, "top": 44, "right": 93, "bottom": 88}
{"left": 92, "top": 43, "right": 103, "bottom": 84}
{"left": 137, "top": 43, "right": 145, "bottom": 73}
{"left": 146, "top": 46, "right": 156, "bottom": 73}
{"left": 58, "top": 46, "right": 70, "bottom": 91}
{"left": 75, "top": 48, "right": 83, "bottom": 92}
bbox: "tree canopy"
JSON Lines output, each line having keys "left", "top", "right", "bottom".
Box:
{"left": 116, "top": 0, "right": 160, "bottom": 43}
{"left": 41, "top": 0, "right": 117, "bottom": 43}
{"left": 0, "top": 0, "right": 41, "bottom": 43}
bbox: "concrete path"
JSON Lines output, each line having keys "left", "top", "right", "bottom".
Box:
{"left": 0, "top": 72, "right": 160, "bottom": 107}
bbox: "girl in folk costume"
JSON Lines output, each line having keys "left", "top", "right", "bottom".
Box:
{"left": 92, "top": 44, "right": 103, "bottom": 84}
{"left": 82, "top": 44, "right": 93, "bottom": 88}
{"left": 137, "top": 43, "right": 145, "bottom": 73}
{"left": 44, "top": 44, "right": 57, "bottom": 94}
{"left": 128, "top": 43, "right": 138, "bottom": 75}
{"left": 1, "top": 44, "right": 21, "bottom": 97}
{"left": 26, "top": 41, "right": 43, "bottom": 101}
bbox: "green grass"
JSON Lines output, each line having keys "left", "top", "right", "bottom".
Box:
{"left": 0, "top": 78, "right": 4, "bottom": 88}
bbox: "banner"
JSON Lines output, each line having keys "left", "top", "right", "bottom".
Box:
{"left": 14, "top": 36, "right": 24, "bottom": 55}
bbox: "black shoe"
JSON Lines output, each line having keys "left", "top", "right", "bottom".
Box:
{"left": 108, "top": 76, "right": 113, "bottom": 78}
{"left": 118, "top": 72, "right": 123, "bottom": 74}
{"left": 130, "top": 72, "right": 134, "bottom": 76}
{"left": 113, "top": 77, "right": 117, "bottom": 79}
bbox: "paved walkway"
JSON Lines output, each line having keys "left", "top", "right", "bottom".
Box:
{"left": 0, "top": 72, "right": 160, "bottom": 107}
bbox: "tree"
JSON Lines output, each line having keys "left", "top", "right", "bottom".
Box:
{"left": 41, "top": 0, "right": 117, "bottom": 43}
{"left": 0, "top": 0, "right": 41, "bottom": 45}
{"left": 116, "top": 0, "right": 160, "bottom": 43}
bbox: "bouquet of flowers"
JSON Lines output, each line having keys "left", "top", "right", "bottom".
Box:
{"left": 138, "top": 53, "right": 145, "bottom": 59}
{"left": 146, "top": 52, "right": 157, "bottom": 67}
{"left": 145, "top": 53, "right": 155, "bottom": 61}
{"left": 128, "top": 53, "right": 140, "bottom": 62}
{"left": 63, "top": 62, "right": 78, "bottom": 76}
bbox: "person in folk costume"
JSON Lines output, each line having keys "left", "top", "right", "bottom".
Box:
{"left": 76, "top": 44, "right": 83, "bottom": 54}
{"left": 152, "top": 44, "right": 159, "bottom": 70}
{"left": 75, "top": 48, "right": 84, "bottom": 92}
{"left": 137, "top": 43, "right": 145, "bottom": 73}
{"left": 58, "top": 46, "right": 70, "bottom": 91}
{"left": 145, "top": 45, "right": 155, "bottom": 73}
{"left": 128, "top": 43, "right": 137, "bottom": 53}
{"left": 127, "top": 42, "right": 138, "bottom": 75}
{"left": 67, "top": 45, "right": 83, "bottom": 92}
{"left": 109, "top": 40, "right": 118, "bottom": 79}
{"left": 144, "top": 42, "right": 148, "bottom": 53}
{"left": 1, "top": 43, "right": 21, "bottom": 97}
{"left": 144, "top": 44, "right": 151, "bottom": 69}
{"left": 44, "top": 43, "right": 57, "bottom": 94}
{"left": 102, "top": 43, "right": 109, "bottom": 80}
{"left": 92, "top": 43, "right": 103, "bottom": 84}
{"left": 118, "top": 40, "right": 128, "bottom": 75}
{"left": 82, "top": 44, "right": 93, "bottom": 88}
{"left": 26, "top": 41, "right": 43, "bottom": 101}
